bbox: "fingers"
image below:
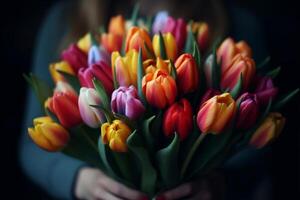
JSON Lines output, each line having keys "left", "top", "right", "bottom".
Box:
{"left": 98, "top": 174, "right": 147, "bottom": 200}
{"left": 159, "top": 182, "right": 193, "bottom": 200}
{"left": 91, "top": 187, "right": 123, "bottom": 200}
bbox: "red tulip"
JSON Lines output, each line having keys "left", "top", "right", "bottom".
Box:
{"left": 61, "top": 44, "right": 88, "bottom": 73}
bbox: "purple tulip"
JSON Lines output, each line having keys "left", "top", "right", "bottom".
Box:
{"left": 88, "top": 46, "right": 110, "bottom": 66}
{"left": 111, "top": 86, "right": 145, "bottom": 119}
{"left": 78, "top": 61, "right": 114, "bottom": 95}
{"left": 254, "top": 76, "right": 278, "bottom": 105}
{"left": 61, "top": 44, "right": 88, "bottom": 73}
{"left": 236, "top": 93, "right": 259, "bottom": 129}
{"left": 152, "top": 11, "right": 169, "bottom": 34}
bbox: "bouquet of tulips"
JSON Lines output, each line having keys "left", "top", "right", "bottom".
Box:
{"left": 25, "top": 6, "right": 299, "bottom": 198}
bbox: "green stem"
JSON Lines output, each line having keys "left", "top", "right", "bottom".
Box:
{"left": 181, "top": 133, "right": 206, "bottom": 178}
{"left": 80, "top": 127, "right": 99, "bottom": 153}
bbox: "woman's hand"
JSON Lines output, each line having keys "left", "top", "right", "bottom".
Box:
{"left": 74, "top": 167, "right": 148, "bottom": 200}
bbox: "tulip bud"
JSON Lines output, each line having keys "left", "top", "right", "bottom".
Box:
{"left": 221, "top": 54, "right": 256, "bottom": 91}
{"left": 250, "top": 112, "right": 285, "bottom": 148}
{"left": 79, "top": 87, "right": 106, "bottom": 128}
{"left": 153, "top": 32, "right": 177, "bottom": 61}
{"left": 197, "top": 93, "right": 236, "bottom": 134}
{"left": 143, "top": 57, "right": 171, "bottom": 74}
{"left": 46, "top": 91, "right": 82, "bottom": 128}
{"left": 101, "top": 120, "right": 131, "bottom": 152}
{"left": 175, "top": 53, "right": 199, "bottom": 94}
{"left": 236, "top": 93, "right": 259, "bottom": 129}
{"left": 28, "top": 116, "right": 69, "bottom": 151}
{"left": 254, "top": 76, "right": 278, "bottom": 105}
{"left": 78, "top": 61, "right": 114, "bottom": 95}
{"left": 88, "top": 46, "right": 110, "bottom": 66}
{"left": 142, "top": 69, "right": 177, "bottom": 109}
{"left": 163, "top": 99, "right": 193, "bottom": 140}
{"left": 111, "top": 50, "right": 138, "bottom": 87}
{"left": 49, "top": 61, "right": 75, "bottom": 83}
{"left": 111, "top": 86, "right": 145, "bottom": 120}
{"left": 77, "top": 33, "right": 92, "bottom": 53}
{"left": 101, "top": 33, "right": 123, "bottom": 53}
{"left": 108, "top": 15, "right": 126, "bottom": 36}
{"left": 61, "top": 44, "right": 88, "bottom": 73}
{"left": 125, "top": 27, "right": 153, "bottom": 59}
{"left": 192, "top": 22, "right": 210, "bottom": 51}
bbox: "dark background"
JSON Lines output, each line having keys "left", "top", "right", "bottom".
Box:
{"left": 1, "top": 0, "right": 299, "bottom": 199}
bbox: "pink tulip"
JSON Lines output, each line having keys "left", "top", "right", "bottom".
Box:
{"left": 254, "top": 76, "right": 278, "bottom": 105}
{"left": 62, "top": 44, "right": 88, "bottom": 73}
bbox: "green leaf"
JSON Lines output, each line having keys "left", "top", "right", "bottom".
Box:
{"left": 184, "top": 21, "right": 194, "bottom": 54}
{"left": 113, "top": 113, "right": 137, "bottom": 130}
{"left": 131, "top": 3, "right": 140, "bottom": 26}
{"left": 156, "top": 134, "right": 180, "bottom": 188}
{"left": 141, "top": 115, "right": 156, "bottom": 153}
{"left": 56, "top": 70, "right": 81, "bottom": 92}
{"left": 146, "top": 15, "right": 153, "bottom": 33}
{"left": 113, "top": 64, "right": 119, "bottom": 89}
{"left": 90, "top": 104, "right": 113, "bottom": 123}
{"left": 266, "top": 66, "right": 281, "bottom": 79}
{"left": 192, "top": 40, "right": 201, "bottom": 72}
{"left": 257, "top": 56, "right": 270, "bottom": 69}
{"left": 230, "top": 74, "right": 243, "bottom": 99}
{"left": 127, "top": 130, "right": 157, "bottom": 196}
{"left": 23, "top": 73, "right": 52, "bottom": 108}
{"left": 170, "top": 60, "right": 177, "bottom": 81}
{"left": 93, "top": 78, "right": 110, "bottom": 110}
{"left": 273, "top": 88, "right": 299, "bottom": 110}
{"left": 211, "top": 45, "right": 221, "bottom": 90}
{"left": 144, "top": 41, "right": 155, "bottom": 59}
{"left": 137, "top": 48, "right": 147, "bottom": 105}
{"left": 158, "top": 31, "right": 167, "bottom": 60}
{"left": 111, "top": 152, "right": 136, "bottom": 185}
{"left": 90, "top": 32, "right": 99, "bottom": 46}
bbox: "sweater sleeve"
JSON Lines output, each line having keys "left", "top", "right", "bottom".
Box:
{"left": 18, "top": 2, "right": 86, "bottom": 199}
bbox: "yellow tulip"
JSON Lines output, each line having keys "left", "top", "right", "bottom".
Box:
{"left": 143, "top": 57, "right": 171, "bottom": 74}
{"left": 77, "top": 33, "right": 92, "bottom": 53}
{"left": 49, "top": 61, "right": 75, "bottom": 83}
{"left": 153, "top": 32, "right": 177, "bottom": 61}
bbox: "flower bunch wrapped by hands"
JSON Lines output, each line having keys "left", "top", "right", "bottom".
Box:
{"left": 25, "top": 7, "right": 299, "bottom": 198}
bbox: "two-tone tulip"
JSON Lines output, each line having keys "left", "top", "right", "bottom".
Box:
{"left": 77, "top": 33, "right": 92, "bottom": 53}
{"left": 28, "top": 116, "right": 69, "bottom": 152}
{"left": 153, "top": 32, "right": 177, "bottom": 60}
{"left": 221, "top": 54, "right": 256, "bottom": 91}
{"left": 250, "top": 112, "right": 285, "bottom": 148}
{"left": 49, "top": 61, "right": 75, "bottom": 83}
{"left": 175, "top": 53, "right": 199, "bottom": 94}
{"left": 163, "top": 99, "right": 193, "bottom": 140}
{"left": 45, "top": 91, "right": 82, "bottom": 128}
{"left": 111, "top": 50, "right": 138, "bottom": 87}
{"left": 88, "top": 46, "right": 110, "bottom": 66}
{"left": 254, "top": 76, "right": 278, "bottom": 105}
{"left": 142, "top": 69, "right": 177, "bottom": 109}
{"left": 162, "top": 17, "right": 187, "bottom": 52}
{"left": 111, "top": 86, "right": 145, "bottom": 119}
{"left": 101, "top": 120, "right": 131, "bottom": 152}
{"left": 192, "top": 22, "right": 210, "bottom": 52}
{"left": 236, "top": 93, "right": 259, "bottom": 129}
{"left": 61, "top": 44, "right": 88, "bottom": 73}
{"left": 78, "top": 87, "right": 105, "bottom": 128}
{"left": 143, "top": 57, "right": 170, "bottom": 74}
{"left": 197, "top": 93, "right": 236, "bottom": 134}
{"left": 217, "top": 38, "right": 252, "bottom": 73}
{"left": 125, "top": 27, "right": 153, "bottom": 59}
{"left": 78, "top": 60, "right": 114, "bottom": 95}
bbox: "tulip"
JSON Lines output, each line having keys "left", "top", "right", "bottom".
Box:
{"left": 49, "top": 61, "right": 75, "bottom": 83}
{"left": 175, "top": 53, "right": 199, "bottom": 94}
{"left": 217, "top": 38, "right": 252, "bottom": 73}
{"left": 153, "top": 33, "right": 177, "bottom": 60}
{"left": 236, "top": 93, "right": 259, "bottom": 129}
{"left": 125, "top": 27, "right": 153, "bottom": 59}
{"left": 61, "top": 44, "right": 88, "bottom": 73}
{"left": 28, "top": 116, "right": 69, "bottom": 151}
{"left": 162, "top": 17, "right": 187, "bottom": 52}
{"left": 77, "top": 33, "right": 92, "bottom": 53}
{"left": 111, "top": 86, "right": 145, "bottom": 119}
{"left": 45, "top": 91, "right": 82, "bottom": 128}
{"left": 111, "top": 50, "right": 138, "bottom": 87}
{"left": 250, "top": 112, "right": 285, "bottom": 148}
{"left": 108, "top": 15, "right": 126, "bottom": 36}
{"left": 88, "top": 45, "right": 110, "bottom": 66}
{"left": 163, "top": 99, "right": 193, "bottom": 140}
{"left": 254, "top": 76, "right": 278, "bottom": 105}
{"left": 101, "top": 120, "right": 131, "bottom": 152}
{"left": 221, "top": 54, "right": 256, "bottom": 91}
{"left": 101, "top": 33, "right": 123, "bottom": 53}
{"left": 78, "top": 87, "right": 105, "bottom": 128}
{"left": 152, "top": 11, "right": 169, "bottom": 34}
{"left": 192, "top": 22, "right": 210, "bottom": 52}
{"left": 143, "top": 57, "right": 170, "bottom": 74}
{"left": 197, "top": 93, "right": 236, "bottom": 134}
{"left": 198, "top": 89, "right": 221, "bottom": 109}
{"left": 78, "top": 60, "right": 114, "bottom": 95}
{"left": 142, "top": 69, "right": 177, "bottom": 109}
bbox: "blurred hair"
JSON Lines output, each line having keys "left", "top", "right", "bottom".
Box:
{"left": 60, "top": 0, "right": 228, "bottom": 50}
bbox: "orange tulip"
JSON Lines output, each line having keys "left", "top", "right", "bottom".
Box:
{"left": 250, "top": 113, "right": 285, "bottom": 148}
{"left": 142, "top": 69, "right": 177, "bottom": 109}
{"left": 125, "top": 26, "right": 153, "bottom": 59}
{"left": 217, "top": 38, "right": 252, "bottom": 73}
{"left": 49, "top": 61, "right": 75, "bottom": 83}
{"left": 175, "top": 53, "right": 199, "bottom": 94}
{"left": 197, "top": 93, "right": 236, "bottom": 134}
{"left": 152, "top": 32, "right": 177, "bottom": 60}
{"left": 108, "top": 15, "right": 125, "bottom": 36}
{"left": 101, "top": 33, "right": 123, "bottom": 53}
{"left": 28, "top": 116, "right": 69, "bottom": 152}
{"left": 143, "top": 57, "right": 171, "bottom": 74}
{"left": 221, "top": 54, "right": 256, "bottom": 91}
